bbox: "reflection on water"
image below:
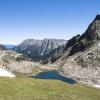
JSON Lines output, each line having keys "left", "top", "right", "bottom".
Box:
{"left": 33, "top": 70, "right": 76, "bottom": 84}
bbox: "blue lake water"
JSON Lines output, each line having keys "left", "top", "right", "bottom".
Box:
{"left": 33, "top": 70, "right": 76, "bottom": 84}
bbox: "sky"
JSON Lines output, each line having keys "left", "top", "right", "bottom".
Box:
{"left": 0, "top": 0, "right": 100, "bottom": 44}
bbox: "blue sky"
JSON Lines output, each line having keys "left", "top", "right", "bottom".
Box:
{"left": 0, "top": 0, "right": 100, "bottom": 44}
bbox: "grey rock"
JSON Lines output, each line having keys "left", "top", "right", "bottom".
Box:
{"left": 13, "top": 39, "right": 66, "bottom": 63}
{"left": 52, "top": 15, "right": 100, "bottom": 85}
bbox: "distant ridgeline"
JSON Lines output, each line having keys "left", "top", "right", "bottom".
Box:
{"left": 13, "top": 39, "right": 67, "bottom": 63}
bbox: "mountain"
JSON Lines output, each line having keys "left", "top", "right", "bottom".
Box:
{"left": 51, "top": 15, "right": 100, "bottom": 86}
{"left": 0, "top": 44, "right": 7, "bottom": 50}
{"left": 0, "top": 49, "right": 45, "bottom": 74}
{"left": 4, "top": 44, "right": 16, "bottom": 49}
{"left": 40, "top": 42, "right": 67, "bottom": 63}
{"left": 42, "top": 34, "right": 81, "bottom": 63}
{"left": 13, "top": 39, "right": 66, "bottom": 63}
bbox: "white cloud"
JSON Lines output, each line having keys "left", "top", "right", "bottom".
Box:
{"left": 0, "top": 40, "right": 22, "bottom": 45}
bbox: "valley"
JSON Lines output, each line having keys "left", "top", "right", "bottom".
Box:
{"left": 0, "top": 13, "right": 100, "bottom": 100}
{"left": 0, "top": 0, "right": 100, "bottom": 99}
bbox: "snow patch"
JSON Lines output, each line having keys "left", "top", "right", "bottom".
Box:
{"left": 98, "top": 43, "right": 100, "bottom": 46}
{"left": 0, "top": 68, "right": 15, "bottom": 77}
{"left": 93, "top": 85, "right": 100, "bottom": 88}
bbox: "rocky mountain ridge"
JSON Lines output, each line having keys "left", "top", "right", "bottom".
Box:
{"left": 14, "top": 39, "right": 66, "bottom": 63}
{"left": 53, "top": 15, "right": 100, "bottom": 85}
{"left": 45, "top": 15, "right": 100, "bottom": 63}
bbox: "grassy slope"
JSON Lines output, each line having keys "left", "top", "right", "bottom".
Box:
{"left": 0, "top": 78, "right": 100, "bottom": 100}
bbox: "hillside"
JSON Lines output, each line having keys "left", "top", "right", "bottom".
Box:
{"left": 50, "top": 15, "right": 100, "bottom": 86}
{"left": 0, "top": 50, "right": 48, "bottom": 74}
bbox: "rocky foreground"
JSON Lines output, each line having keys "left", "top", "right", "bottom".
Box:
{"left": 0, "top": 50, "right": 55, "bottom": 75}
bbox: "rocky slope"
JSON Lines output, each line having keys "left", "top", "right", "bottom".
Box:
{"left": 50, "top": 15, "right": 100, "bottom": 86}
{"left": 0, "top": 50, "right": 44, "bottom": 74}
{"left": 13, "top": 39, "right": 66, "bottom": 63}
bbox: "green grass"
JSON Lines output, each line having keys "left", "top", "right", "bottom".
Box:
{"left": 0, "top": 77, "right": 100, "bottom": 100}
{"left": 15, "top": 68, "right": 49, "bottom": 78}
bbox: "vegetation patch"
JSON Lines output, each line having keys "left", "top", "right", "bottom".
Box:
{"left": 0, "top": 77, "right": 100, "bottom": 100}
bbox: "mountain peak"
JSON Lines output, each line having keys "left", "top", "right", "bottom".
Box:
{"left": 82, "top": 14, "right": 100, "bottom": 41}
{"left": 94, "top": 14, "right": 100, "bottom": 20}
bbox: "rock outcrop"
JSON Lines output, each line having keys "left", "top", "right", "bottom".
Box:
{"left": 0, "top": 50, "right": 42, "bottom": 73}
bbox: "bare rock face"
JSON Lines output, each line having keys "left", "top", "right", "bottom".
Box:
{"left": 61, "top": 45, "right": 100, "bottom": 85}
{"left": 38, "top": 15, "right": 100, "bottom": 65}
{"left": 81, "top": 15, "right": 100, "bottom": 40}
{"left": 55, "top": 15, "right": 100, "bottom": 85}
{"left": 69, "top": 15, "right": 100, "bottom": 56}
{"left": 13, "top": 39, "right": 66, "bottom": 63}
